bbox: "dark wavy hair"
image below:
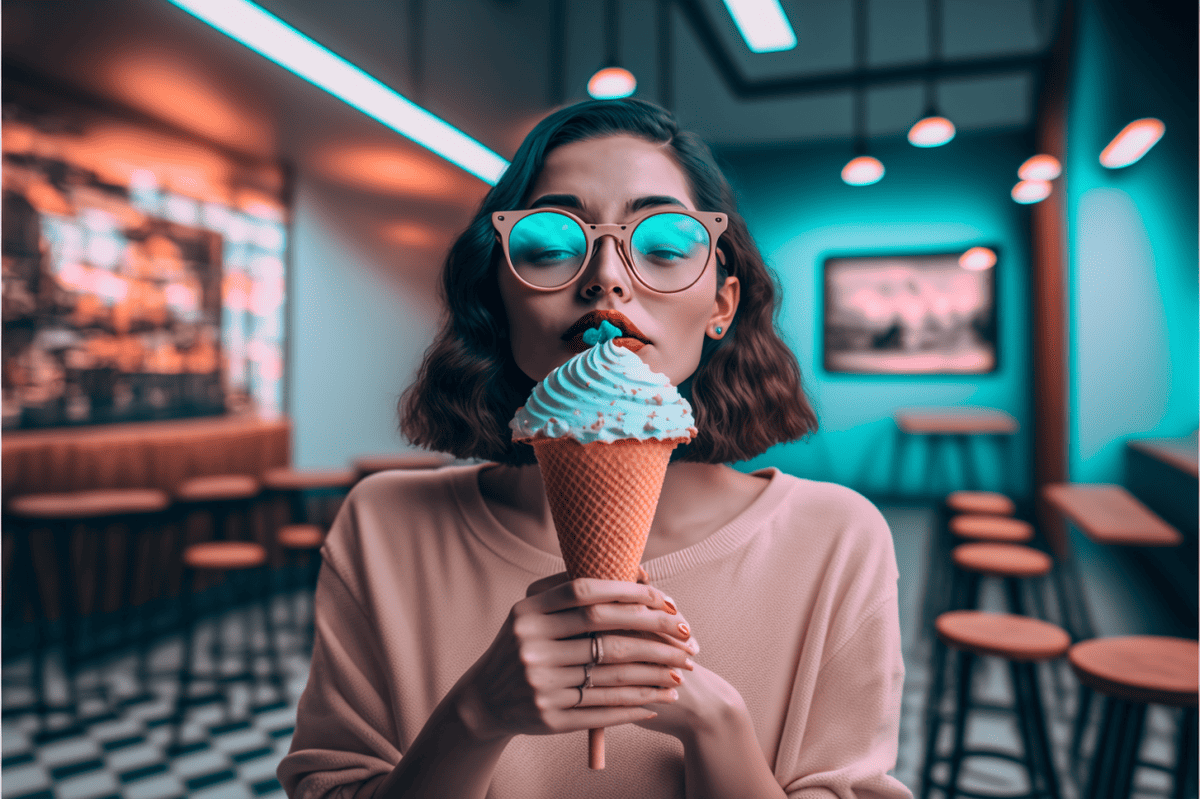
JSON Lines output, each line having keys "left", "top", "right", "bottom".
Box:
{"left": 400, "top": 98, "right": 817, "bottom": 465}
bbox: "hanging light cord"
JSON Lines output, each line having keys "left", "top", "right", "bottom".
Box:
{"left": 606, "top": 0, "right": 620, "bottom": 68}
{"left": 925, "top": 0, "right": 942, "bottom": 115}
{"left": 853, "top": 0, "right": 867, "bottom": 155}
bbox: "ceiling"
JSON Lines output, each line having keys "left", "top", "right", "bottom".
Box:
{"left": 2, "top": 0, "right": 1063, "bottom": 203}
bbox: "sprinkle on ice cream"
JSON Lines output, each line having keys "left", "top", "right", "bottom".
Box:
{"left": 510, "top": 320, "right": 697, "bottom": 444}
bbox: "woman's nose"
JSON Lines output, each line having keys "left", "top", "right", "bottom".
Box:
{"left": 578, "top": 235, "right": 632, "bottom": 300}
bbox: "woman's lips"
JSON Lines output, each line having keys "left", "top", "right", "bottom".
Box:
{"left": 561, "top": 310, "right": 649, "bottom": 353}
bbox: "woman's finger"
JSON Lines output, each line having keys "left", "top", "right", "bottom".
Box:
{"left": 563, "top": 684, "right": 678, "bottom": 710}
{"left": 526, "top": 577, "right": 673, "bottom": 615}
{"left": 525, "top": 571, "right": 570, "bottom": 598}
{"left": 542, "top": 601, "right": 690, "bottom": 644}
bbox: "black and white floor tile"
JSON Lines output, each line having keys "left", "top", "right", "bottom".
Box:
{"left": 3, "top": 504, "right": 1194, "bottom": 798}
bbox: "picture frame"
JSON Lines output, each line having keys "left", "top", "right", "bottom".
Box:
{"left": 822, "top": 249, "right": 999, "bottom": 375}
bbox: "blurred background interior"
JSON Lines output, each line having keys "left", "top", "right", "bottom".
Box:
{"left": 1, "top": 0, "right": 1195, "bottom": 798}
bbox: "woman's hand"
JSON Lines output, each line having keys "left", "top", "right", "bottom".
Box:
{"left": 452, "top": 571, "right": 698, "bottom": 743}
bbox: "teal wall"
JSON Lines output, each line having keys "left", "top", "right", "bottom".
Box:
{"left": 717, "top": 131, "right": 1035, "bottom": 499}
{"left": 1064, "top": 0, "right": 1198, "bottom": 483}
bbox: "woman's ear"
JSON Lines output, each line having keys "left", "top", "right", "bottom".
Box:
{"left": 708, "top": 275, "right": 739, "bottom": 339}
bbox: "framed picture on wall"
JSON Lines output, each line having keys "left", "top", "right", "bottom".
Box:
{"left": 822, "top": 248, "right": 999, "bottom": 375}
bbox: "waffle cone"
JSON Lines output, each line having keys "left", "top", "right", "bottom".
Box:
{"left": 530, "top": 436, "right": 683, "bottom": 582}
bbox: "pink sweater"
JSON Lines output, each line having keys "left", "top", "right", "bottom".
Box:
{"left": 277, "top": 464, "right": 911, "bottom": 798}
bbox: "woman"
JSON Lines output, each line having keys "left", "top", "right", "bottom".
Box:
{"left": 278, "top": 98, "right": 910, "bottom": 799}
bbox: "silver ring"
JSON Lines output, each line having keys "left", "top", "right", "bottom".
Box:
{"left": 582, "top": 661, "right": 594, "bottom": 689}
{"left": 592, "top": 632, "right": 604, "bottom": 665}
{"left": 571, "top": 685, "right": 585, "bottom": 708}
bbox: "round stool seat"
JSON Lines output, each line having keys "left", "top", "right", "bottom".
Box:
{"left": 353, "top": 453, "right": 451, "bottom": 477}
{"left": 952, "top": 542, "right": 1052, "bottom": 578}
{"left": 946, "top": 490, "right": 1016, "bottom": 517}
{"left": 183, "top": 541, "right": 267, "bottom": 570}
{"left": 936, "top": 610, "right": 1071, "bottom": 661}
{"left": 9, "top": 488, "right": 170, "bottom": 519}
{"left": 1069, "top": 636, "right": 1198, "bottom": 708}
{"left": 176, "top": 474, "right": 260, "bottom": 503}
{"left": 950, "top": 514, "right": 1034, "bottom": 543}
{"left": 278, "top": 524, "right": 324, "bottom": 550}
{"left": 262, "top": 468, "right": 356, "bottom": 492}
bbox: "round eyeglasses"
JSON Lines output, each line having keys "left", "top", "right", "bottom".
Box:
{"left": 492, "top": 207, "right": 728, "bottom": 293}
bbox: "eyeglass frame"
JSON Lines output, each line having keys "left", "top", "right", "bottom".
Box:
{"left": 491, "top": 206, "right": 729, "bottom": 294}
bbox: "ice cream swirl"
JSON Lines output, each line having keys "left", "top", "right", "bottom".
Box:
{"left": 510, "top": 327, "right": 697, "bottom": 445}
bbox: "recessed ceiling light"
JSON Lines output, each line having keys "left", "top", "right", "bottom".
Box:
{"left": 587, "top": 67, "right": 637, "bottom": 99}
{"left": 842, "top": 156, "right": 885, "bottom": 186}
{"left": 722, "top": 0, "right": 798, "bottom": 53}
{"left": 165, "top": 0, "right": 509, "bottom": 185}
{"left": 1100, "top": 118, "right": 1165, "bottom": 169}
{"left": 1018, "top": 154, "right": 1061, "bottom": 181}
{"left": 1011, "top": 179, "right": 1052, "bottom": 204}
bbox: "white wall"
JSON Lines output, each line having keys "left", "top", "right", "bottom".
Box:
{"left": 287, "top": 174, "right": 473, "bottom": 469}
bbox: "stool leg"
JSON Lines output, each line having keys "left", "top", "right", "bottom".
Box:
{"left": 256, "top": 565, "right": 286, "bottom": 708}
{"left": 1112, "top": 702, "right": 1146, "bottom": 799}
{"left": 1173, "top": 707, "right": 1197, "bottom": 799}
{"left": 1015, "top": 661, "right": 1062, "bottom": 799}
{"left": 1070, "top": 684, "right": 1094, "bottom": 779}
{"left": 53, "top": 523, "right": 81, "bottom": 720}
{"left": 956, "top": 434, "right": 981, "bottom": 491}
{"left": 922, "top": 435, "right": 943, "bottom": 498}
{"left": 1004, "top": 577, "right": 1026, "bottom": 615}
{"left": 167, "top": 566, "right": 196, "bottom": 757}
{"left": 1084, "top": 696, "right": 1124, "bottom": 799}
{"left": 890, "top": 431, "right": 910, "bottom": 496}
{"left": 944, "top": 650, "right": 976, "bottom": 799}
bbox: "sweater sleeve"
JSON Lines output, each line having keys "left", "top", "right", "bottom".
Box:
{"left": 276, "top": 522, "right": 400, "bottom": 799}
{"left": 776, "top": 490, "right": 912, "bottom": 799}
{"left": 781, "top": 595, "right": 911, "bottom": 799}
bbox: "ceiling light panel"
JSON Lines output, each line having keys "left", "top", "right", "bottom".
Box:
{"left": 165, "top": 0, "right": 509, "bottom": 185}
{"left": 722, "top": 0, "right": 798, "bottom": 53}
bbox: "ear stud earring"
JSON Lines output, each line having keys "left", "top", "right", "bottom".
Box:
{"left": 714, "top": 326, "right": 723, "bottom": 336}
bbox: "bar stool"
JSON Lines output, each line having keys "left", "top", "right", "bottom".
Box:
{"left": 920, "top": 495, "right": 1024, "bottom": 642}
{"left": 920, "top": 610, "right": 1070, "bottom": 799}
{"left": 948, "top": 542, "right": 1053, "bottom": 618}
{"left": 166, "top": 474, "right": 283, "bottom": 755}
{"left": 891, "top": 408, "right": 1020, "bottom": 497}
{"left": 261, "top": 467, "right": 354, "bottom": 646}
{"left": 1068, "top": 636, "right": 1197, "bottom": 799}
{"left": 4, "top": 488, "right": 170, "bottom": 735}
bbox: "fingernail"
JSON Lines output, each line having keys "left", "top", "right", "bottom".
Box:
{"left": 683, "top": 658, "right": 695, "bottom": 670}
{"left": 677, "top": 622, "right": 690, "bottom": 638}
{"left": 669, "top": 669, "right": 683, "bottom": 684}
{"left": 666, "top": 689, "right": 679, "bottom": 700}
{"left": 662, "top": 598, "right": 678, "bottom": 615}
{"left": 687, "top": 639, "right": 700, "bottom": 654}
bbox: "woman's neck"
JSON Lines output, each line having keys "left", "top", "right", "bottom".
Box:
{"left": 477, "top": 460, "right": 768, "bottom": 562}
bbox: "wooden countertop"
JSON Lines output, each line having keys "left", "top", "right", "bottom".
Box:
{"left": 1127, "top": 433, "right": 1198, "bottom": 479}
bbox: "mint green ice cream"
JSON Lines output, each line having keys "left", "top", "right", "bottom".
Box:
{"left": 510, "top": 322, "right": 697, "bottom": 445}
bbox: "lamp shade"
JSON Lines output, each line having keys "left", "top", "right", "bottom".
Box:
{"left": 1018, "top": 154, "right": 1061, "bottom": 181}
{"left": 1099, "top": 118, "right": 1165, "bottom": 168}
{"left": 841, "top": 156, "right": 885, "bottom": 186}
{"left": 1011, "top": 179, "right": 1052, "bottom": 204}
{"left": 959, "top": 247, "right": 997, "bottom": 271}
{"left": 907, "top": 116, "right": 956, "bottom": 148}
{"left": 588, "top": 67, "right": 637, "bottom": 99}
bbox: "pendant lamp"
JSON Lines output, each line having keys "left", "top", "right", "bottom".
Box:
{"left": 588, "top": 0, "right": 637, "bottom": 99}
{"left": 842, "top": 0, "right": 883, "bottom": 185}
{"left": 908, "top": 0, "right": 955, "bottom": 147}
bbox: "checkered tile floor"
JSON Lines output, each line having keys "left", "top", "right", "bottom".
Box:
{"left": 3, "top": 507, "right": 1195, "bottom": 798}
{"left": 3, "top": 592, "right": 313, "bottom": 799}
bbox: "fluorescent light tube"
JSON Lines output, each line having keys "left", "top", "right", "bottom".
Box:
{"left": 722, "top": 0, "right": 797, "bottom": 53}
{"left": 166, "top": 0, "right": 510, "bottom": 185}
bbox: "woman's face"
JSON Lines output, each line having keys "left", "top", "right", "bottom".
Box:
{"left": 497, "top": 134, "right": 739, "bottom": 384}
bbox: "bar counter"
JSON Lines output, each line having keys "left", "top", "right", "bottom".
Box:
{"left": 2, "top": 414, "right": 291, "bottom": 496}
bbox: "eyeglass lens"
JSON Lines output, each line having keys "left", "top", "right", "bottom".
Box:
{"left": 507, "top": 210, "right": 710, "bottom": 291}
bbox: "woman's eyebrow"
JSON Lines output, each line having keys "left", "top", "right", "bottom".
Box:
{"left": 627, "top": 195, "right": 685, "bottom": 212}
{"left": 528, "top": 194, "right": 582, "bottom": 210}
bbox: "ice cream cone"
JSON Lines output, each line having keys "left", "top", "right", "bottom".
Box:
{"left": 530, "top": 435, "right": 685, "bottom": 769}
